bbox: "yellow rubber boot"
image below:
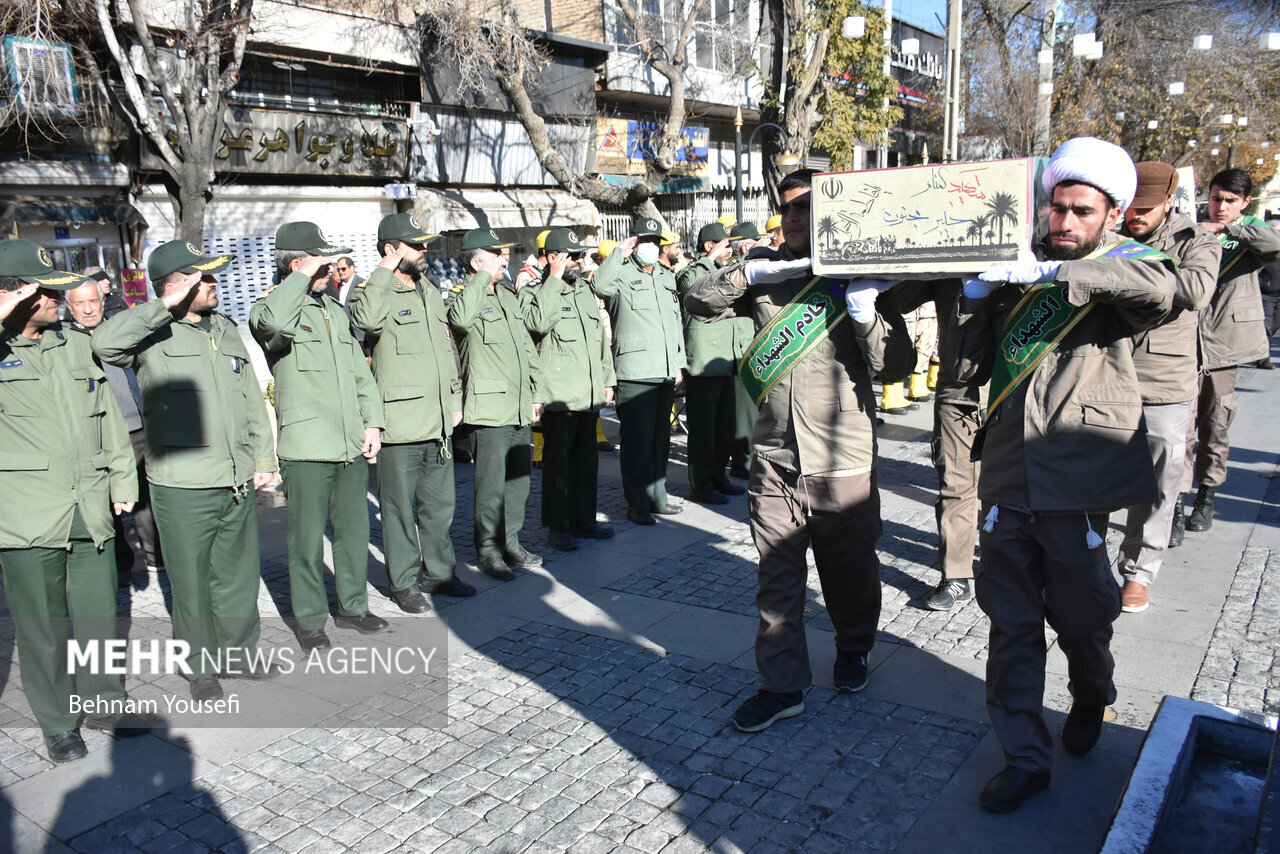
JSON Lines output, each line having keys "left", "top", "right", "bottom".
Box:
{"left": 927, "top": 362, "right": 939, "bottom": 390}
{"left": 908, "top": 371, "right": 931, "bottom": 400}
{"left": 881, "top": 382, "right": 909, "bottom": 411}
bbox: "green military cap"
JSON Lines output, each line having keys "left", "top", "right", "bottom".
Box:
{"left": 275, "top": 221, "right": 353, "bottom": 255}
{"left": 543, "top": 228, "right": 588, "bottom": 255}
{"left": 0, "top": 239, "right": 82, "bottom": 289}
{"left": 631, "top": 217, "right": 663, "bottom": 238}
{"left": 147, "top": 240, "right": 236, "bottom": 282}
{"left": 730, "top": 222, "right": 761, "bottom": 241}
{"left": 697, "top": 223, "right": 731, "bottom": 245}
{"left": 378, "top": 212, "right": 440, "bottom": 245}
{"left": 461, "top": 228, "right": 516, "bottom": 251}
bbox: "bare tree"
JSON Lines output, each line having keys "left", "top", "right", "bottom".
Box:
{"left": 420, "top": 0, "right": 710, "bottom": 221}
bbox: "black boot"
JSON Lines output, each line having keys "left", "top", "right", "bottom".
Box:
{"left": 1186, "top": 485, "right": 1215, "bottom": 532}
{"left": 1168, "top": 493, "right": 1186, "bottom": 548}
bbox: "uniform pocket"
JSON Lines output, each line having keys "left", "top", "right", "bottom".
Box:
{"left": 0, "top": 451, "right": 48, "bottom": 470}
{"left": 1080, "top": 400, "right": 1141, "bottom": 429}
{"left": 471, "top": 377, "right": 507, "bottom": 395}
{"left": 383, "top": 385, "right": 425, "bottom": 402}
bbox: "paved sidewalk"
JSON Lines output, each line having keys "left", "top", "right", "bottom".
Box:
{"left": 1, "top": 357, "right": 1278, "bottom": 853}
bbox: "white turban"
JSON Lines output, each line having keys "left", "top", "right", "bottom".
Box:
{"left": 1041, "top": 137, "right": 1137, "bottom": 212}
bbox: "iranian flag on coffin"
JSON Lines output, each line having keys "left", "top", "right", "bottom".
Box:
{"left": 810, "top": 158, "right": 1050, "bottom": 278}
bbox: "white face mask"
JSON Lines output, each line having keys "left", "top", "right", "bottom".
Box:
{"left": 634, "top": 243, "right": 660, "bottom": 266}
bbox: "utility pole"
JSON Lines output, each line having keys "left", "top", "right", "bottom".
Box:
{"left": 879, "top": 0, "right": 894, "bottom": 168}
{"left": 1033, "top": 0, "right": 1055, "bottom": 155}
{"left": 942, "top": 0, "right": 962, "bottom": 160}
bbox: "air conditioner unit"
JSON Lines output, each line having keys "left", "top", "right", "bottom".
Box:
{"left": 129, "top": 44, "right": 183, "bottom": 92}
{"left": 2, "top": 36, "right": 78, "bottom": 117}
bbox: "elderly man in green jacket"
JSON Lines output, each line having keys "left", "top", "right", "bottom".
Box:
{"left": 591, "top": 217, "right": 687, "bottom": 525}
{"left": 0, "top": 240, "right": 142, "bottom": 763}
{"left": 448, "top": 228, "right": 543, "bottom": 580}
{"left": 251, "top": 222, "right": 386, "bottom": 651}
{"left": 93, "top": 240, "right": 277, "bottom": 703}
{"left": 348, "top": 213, "right": 473, "bottom": 611}
{"left": 520, "top": 228, "right": 616, "bottom": 552}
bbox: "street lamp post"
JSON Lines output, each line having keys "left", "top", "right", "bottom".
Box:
{"left": 733, "top": 107, "right": 796, "bottom": 223}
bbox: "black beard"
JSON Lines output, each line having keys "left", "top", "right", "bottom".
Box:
{"left": 398, "top": 257, "right": 429, "bottom": 279}
{"left": 1045, "top": 226, "right": 1106, "bottom": 261}
{"left": 562, "top": 268, "right": 580, "bottom": 285}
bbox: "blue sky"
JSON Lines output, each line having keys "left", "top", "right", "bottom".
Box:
{"left": 888, "top": 0, "right": 951, "bottom": 35}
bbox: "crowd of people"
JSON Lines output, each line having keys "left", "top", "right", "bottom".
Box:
{"left": 0, "top": 137, "right": 1275, "bottom": 820}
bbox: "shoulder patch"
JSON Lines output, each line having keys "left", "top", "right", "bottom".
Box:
{"left": 259, "top": 285, "right": 278, "bottom": 298}
{"left": 450, "top": 284, "right": 465, "bottom": 294}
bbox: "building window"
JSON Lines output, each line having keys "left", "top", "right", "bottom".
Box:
{"left": 606, "top": 0, "right": 756, "bottom": 74}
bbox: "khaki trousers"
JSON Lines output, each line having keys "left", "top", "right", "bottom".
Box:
{"left": 1183, "top": 367, "right": 1237, "bottom": 491}
{"left": 749, "top": 460, "right": 882, "bottom": 693}
{"left": 976, "top": 508, "right": 1121, "bottom": 774}
{"left": 932, "top": 400, "right": 981, "bottom": 580}
{"left": 1120, "top": 400, "right": 1194, "bottom": 586}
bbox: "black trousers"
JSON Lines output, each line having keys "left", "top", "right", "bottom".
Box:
{"left": 616, "top": 379, "right": 675, "bottom": 512}
{"left": 540, "top": 410, "right": 600, "bottom": 531}
{"left": 684, "top": 374, "right": 734, "bottom": 492}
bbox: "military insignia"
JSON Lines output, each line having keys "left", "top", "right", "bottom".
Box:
{"left": 185, "top": 242, "right": 201, "bottom": 255}
{"left": 317, "top": 228, "right": 329, "bottom": 243}
{"left": 562, "top": 305, "right": 573, "bottom": 312}
{"left": 0, "top": 359, "right": 24, "bottom": 370}
{"left": 193, "top": 255, "right": 229, "bottom": 271}
{"left": 646, "top": 219, "right": 657, "bottom": 230}
{"left": 300, "top": 324, "right": 313, "bottom": 332}
{"left": 450, "top": 284, "right": 465, "bottom": 294}
{"left": 410, "top": 215, "right": 421, "bottom": 229}
{"left": 489, "top": 230, "right": 499, "bottom": 241}
{"left": 481, "top": 307, "right": 495, "bottom": 315}
{"left": 397, "top": 309, "right": 412, "bottom": 317}
{"left": 37, "top": 248, "right": 52, "bottom": 266}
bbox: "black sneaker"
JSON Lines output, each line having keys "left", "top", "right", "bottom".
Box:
{"left": 419, "top": 575, "right": 477, "bottom": 597}
{"left": 295, "top": 628, "right": 332, "bottom": 652}
{"left": 390, "top": 585, "right": 431, "bottom": 614}
{"left": 503, "top": 547, "right": 543, "bottom": 569}
{"left": 479, "top": 556, "right": 516, "bottom": 580}
{"left": 834, "top": 653, "right": 869, "bottom": 693}
{"left": 334, "top": 612, "right": 391, "bottom": 634}
{"left": 190, "top": 675, "right": 224, "bottom": 702}
{"left": 730, "top": 690, "right": 804, "bottom": 733}
{"left": 45, "top": 731, "right": 87, "bottom": 763}
{"left": 926, "top": 578, "right": 973, "bottom": 611}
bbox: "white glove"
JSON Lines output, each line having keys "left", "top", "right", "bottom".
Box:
{"left": 962, "top": 277, "right": 995, "bottom": 299}
{"left": 844, "top": 278, "right": 895, "bottom": 324}
{"left": 978, "top": 261, "right": 1062, "bottom": 285}
{"left": 743, "top": 257, "right": 812, "bottom": 286}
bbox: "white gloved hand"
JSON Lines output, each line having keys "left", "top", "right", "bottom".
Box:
{"left": 844, "top": 278, "right": 895, "bottom": 324}
{"left": 978, "top": 261, "right": 1062, "bottom": 285}
{"left": 962, "top": 277, "right": 994, "bottom": 299}
{"left": 743, "top": 257, "right": 812, "bottom": 286}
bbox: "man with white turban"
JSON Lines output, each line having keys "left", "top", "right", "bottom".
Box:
{"left": 955, "top": 137, "right": 1176, "bottom": 813}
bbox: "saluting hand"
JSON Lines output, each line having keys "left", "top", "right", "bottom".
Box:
{"left": 379, "top": 243, "right": 410, "bottom": 270}
{"left": 548, "top": 252, "right": 568, "bottom": 280}
{"left": 362, "top": 427, "right": 381, "bottom": 463}
{"left": 617, "top": 236, "right": 639, "bottom": 258}
{"left": 160, "top": 272, "right": 202, "bottom": 312}
{"left": 0, "top": 284, "right": 38, "bottom": 322}
{"left": 295, "top": 254, "right": 333, "bottom": 279}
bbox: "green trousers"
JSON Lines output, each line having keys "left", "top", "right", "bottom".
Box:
{"left": 616, "top": 379, "right": 674, "bottom": 512}
{"left": 684, "top": 375, "right": 734, "bottom": 492}
{"left": 471, "top": 424, "right": 531, "bottom": 559}
{"left": 0, "top": 524, "right": 125, "bottom": 734}
{"left": 280, "top": 458, "right": 371, "bottom": 629}
{"left": 150, "top": 484, "right": 262, "bottom": 679}
{"left": 733, "top": 375, "right": 758, "bottom": 470}
{"left": 376, "top": 441, "right": 456, "bottom": 590}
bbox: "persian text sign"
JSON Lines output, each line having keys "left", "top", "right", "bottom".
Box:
{"left": 811, "top": 158, "right": 1049, "bottom": 277}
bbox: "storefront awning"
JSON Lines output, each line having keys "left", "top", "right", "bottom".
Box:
{"left": 0, "top": 196, "right": 148, "bottom": 232}
{"left": 413, "top": 188, "right": 601, "bottom": 233}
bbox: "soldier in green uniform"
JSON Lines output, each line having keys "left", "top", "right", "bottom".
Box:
{"left": 250, "top": 222, "right": 387, "bottom": 651}
{"left": 520, "top": 228, "right": 616, "bottom": 551}
{"left": 677, "top": 222, "right": 748, "bottom": 504}
{"left": 590, "top": 217, "right": 687, "bottom": 525}
{"left": 93, "top": 241, "right": 277, "bottom": 703}
{"left": 0, "top": 240, "right": 144, "bottom": 763}
{"left": 348, "top": 213, "right": 474, "bottom": 610}
{"left": 447, "top": 228, "right": 543, "bottom": 580}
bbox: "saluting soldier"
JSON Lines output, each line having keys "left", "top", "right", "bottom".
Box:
{"left": 0, "top": 240, "right": 144, "bottom": 763}
{"left": 447, "top": 228, "right": 543, "bottom": 580}
{"left": 677, "top": 222, "right": 747, "bottom": 504}
{"left": 348, "top": 214, "right": 473, "bottom": 610}
{"left": 590, "top": 217, "right": 687, "bottom": 525}
{"left": 520, "top": 228, "right": 616, "bottom": 551}
{"left": 250, "top": 222, "right": 387, "bottom": 651}
{"left": 93, "top": 241, "right": 277, "bottom": 703}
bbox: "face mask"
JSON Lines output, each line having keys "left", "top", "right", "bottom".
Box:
{"left": 635, "top": 243, "right": 660, "bottom": 266}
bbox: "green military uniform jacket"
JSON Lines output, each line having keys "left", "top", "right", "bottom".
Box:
{"left": 676, "top": 256, "right": 754, "bottom": 377}
{"left": 0, "top": 325, "right": 137, "bottom": 549}
{"left": 347, "top": 266, "right": 461, "bottom": 445}
{"left": 92, "top": 300, "right": 277, "bottom": 488}
{"left": 520, "top": 269, "right": 615, "bottom": 412}
{"left": 447, "top": 271, "right": 540, "bottom": 427}
{"left": 590, "top": 249, "right": 686, "bottom": 380}
{"left": 250, "top": 271, "right": 384, "bottom": 462}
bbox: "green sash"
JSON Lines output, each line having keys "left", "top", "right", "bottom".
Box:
{"left": 1218, "top": 214, "right": 1268, "bottom": 278}
{"left": 971, "top": 238, "right": 1173, "bottom": 461}
{"left": 738, "top": 276, "right": 848, "bottom": 407}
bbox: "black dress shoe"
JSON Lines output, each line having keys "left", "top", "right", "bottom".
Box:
{"left": 503, "top": 547, "right": 543, "bottom": 568}
{"left": 571, "top": 522, "right": 615, "bottom": 539}
{"left": 84, "top": 710, "right": 161, "bottom": 738}
{"left": 688, "top": 488, "right": 729, "bottom": 505}
{"left": 547, "top": 529, "right": 580, "bottom": 551}
{"left": 1062, "top": 704, "right": 1105, "bottom": 756}
{"left": 979, "top": 766, "right": 1050, "bottom": 813}
{"left": 626, "top": 506, "right": 656, "bottom": 526}
{"left": 729, "top": 464, "right": 750, "bottom": 480}
{"left": 390, "top": 585, "right": 431, "bottom": 614}
{"left": 296, "top": 627, "right": 333, "bottom": 651}
{"left": 479, "top": 556, "right": 515, "bottom": 580}
{"left": 713, "top": 479, "right": 746, "bottom": 496}
{"left": 190, "top": 675, "right": 224, "bottom": 702}
{"left": 651, "top": 503, "right": 683, "bottom": 516}
{"left": 45, "top": 731, "right": 87, "bottom": 763}
{"left": 222, "top": 659, "right": 281, "bottom": 680}
{"left": 334, "top": 611, "right": 391, "bottom": 634}
{"left": 419, "top": 575, "right": 477, "bottom": 597}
